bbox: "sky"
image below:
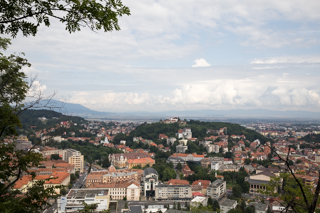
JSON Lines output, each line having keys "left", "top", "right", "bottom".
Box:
{"left": 8, "top": 0, "right": 320, "bottom": 113}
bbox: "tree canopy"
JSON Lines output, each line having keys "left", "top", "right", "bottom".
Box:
{"left": 0, "top": 38, "right": 29, "bottom": 138}
{"left": 0, "top": 39, "right": 60, "bottom": 211}
{"left": 0, "top": 0, "right": 130, "bottom": 37}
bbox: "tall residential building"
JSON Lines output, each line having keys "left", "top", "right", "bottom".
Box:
{"left": 206, "top": 179, "right": 226, "bottom": 200}
{"left": 64, "top": 148, "right": 80, "bottom": 162}
{"left": 41, "top": 148, "right": 80, "bottom": 162}
{"left": 143, "top": 168, "right": 159, "bottom": 197}
{"left": 68, "top": 151, "right": 84, "bottom": 173}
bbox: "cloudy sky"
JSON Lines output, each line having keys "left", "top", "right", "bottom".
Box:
{"left": 8, "top": 0, "right": 320, "bottom": 112}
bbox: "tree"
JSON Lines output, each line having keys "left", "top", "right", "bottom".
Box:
{"left": 176, "top": 162, "right": 182, "bottom": 170}
{"left": 123, "top": 196, "right": 127, "bottom": 201}
{"left": 219, "top": 147, "right": 223, "bottom": 153}
{"left": 51, "top": 153, "right": 61, "bottom": 160}
{"left": 70, "top": 173, "right": 76, "bottom": 183}
{"left": 68, "top": 183, "right": 73, "bottom": 189}
{"left": 232, "top": 185, "right": 242, "bottom": 198}
{"left": 244, "top": 158, "right": 251, "bottom": 165}
{"left": 227, "top": 209, "right": 242, "bottom": 213}
{"left": 207, "top": 197, "right": 214, "bottom": 207}
{"left": 212, "top": 200, "right": 220, "bottom": 211}
{"left": 0, "top": 38, "right": 61, "bottom": 212}
{"left": 263, "top": 146, "right": 320, "bottom": 213}
{"left": 75, "top": 171, "right": 80, "bottom": 178}
{"left": 0, "top": 38, "right": 29, "bottom": 138}
{"left": 1, "top": 0, "right": 130, "bottom": 38}
{"left": 241, "top": 181, "right": 250, "bottom": 193}
{"left": 224, "top": 174, "right": 231, "bottom": 183}
{"left": 0, "top": 0, "right": 131, "bottom": 206}
{"left": 239, "top": 200, "right": 246, "bottom": 212}
{"left": 190, "top": 204, "right": 214, "bottom": 213}
{"left": 102, "top": 157, "right": 110, "bottom": 168}
{"left": 78, "top": 202, "right": 98, "bottom": 213}
{"left": 245, "top": 205, "right": 255, "bottom": 213}
{"left": 60, "top": 188, "right": 67, "bottom": 196}
{"left": 224, "top": 152, "right": 234, "bottom": 159}
{"left": 177, "top": 202, "right": 181, "bottom": 210}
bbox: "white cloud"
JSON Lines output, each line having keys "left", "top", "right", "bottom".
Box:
{"left": 251, "top": 56, "right": 320, "bottom": 65}
{"left": 65, "top": 72, "right": 320, "bottom": 112}
{"left": 192, "top": 58, "right": 211, "bottom": 67}
{"left": 6, "top": 0, "right": 320, "bottom": 113}
{"left": 27, "top": 81, "right": 47, "bottom": 96}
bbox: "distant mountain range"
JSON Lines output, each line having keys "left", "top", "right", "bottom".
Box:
{"left": 31, "top": 99, "right": 320, "bottom": 120}
{"left": 31, "top": 99, "right": 115, "bottom": 117}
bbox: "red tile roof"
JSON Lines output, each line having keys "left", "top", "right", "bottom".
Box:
{"left": 167, "top": 179, "right": 190, "bottom": 185}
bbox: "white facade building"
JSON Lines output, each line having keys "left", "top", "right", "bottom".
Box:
{"left": 220, "top": 199, "right": 237, "bottom": 213}
{"left": 58, "top": 189, "right": 109, "bottom": 213}
{"left": 206, "top": 179, "right": 226, "bottom": 200}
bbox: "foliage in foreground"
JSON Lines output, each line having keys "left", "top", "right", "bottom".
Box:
{"left": 0, "top": 38, "right": 61, "bottom": 212}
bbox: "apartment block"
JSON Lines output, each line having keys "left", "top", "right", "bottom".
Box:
{"left": 155, "top": 185, "right": 192, "bottom": 201}
{"left": 206, "top": 179, "right": 226, "bottom": 200}
{"left": 68, "top": 151, "right": 84, "bottom": 173}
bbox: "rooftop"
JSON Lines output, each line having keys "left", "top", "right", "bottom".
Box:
{"left": 143, "top": 167, "right": 158, "bottom": 176}
{"left": 210, "top": 179, "right": 225, "bottom": 187}
{"left": 156, "top": 184, "right": 191, "bottom": 188}
{"left": 221, "top": 199, "right": 237, "bottom": 207}
{"left": 67, "top": 189, "right": 109, "bottom": 199}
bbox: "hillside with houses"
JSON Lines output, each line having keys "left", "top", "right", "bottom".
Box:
{"left": 8, "top": 112, "right": 320, "bottom": 213}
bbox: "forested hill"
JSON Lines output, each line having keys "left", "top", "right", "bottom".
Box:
{"left": 18, "top": 109, "right": 86, "bottom": 131}
{"left": 127, "top": 120, "right": 269, "bottom": 144}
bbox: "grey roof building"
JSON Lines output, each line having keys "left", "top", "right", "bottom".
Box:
{"left": 207, "top": 179, "right": 226, "bottom": 200}
{"left": 220, "top": 199, "right": 237, "bottom": 213}
{"left": 255, "top": 203, "right": 268, "bottom": 213}
{"left": 143, "top": 168, "right": 159, "bottom": 197}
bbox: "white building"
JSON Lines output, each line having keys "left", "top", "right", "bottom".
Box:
{"left": 220, "top": 199, "right": 237, "bottom": 213}
{"left": 58, "top": 189, "right": 109, "bottom": 212}
{"left": 206, "top": 144, "right": 220, "bottom": 153}
{"left": 155, "top": 185, "right": 192, "bottom": 201}
{"left": 68, "top": 151, "right": 84, "bottom": 173}
{"left": 166, "top": 137, "right": 176, "bottom": 146}
{"left": 207, "top": 179, "right": 226, "bottom": 200}
{"left": 101, "top": 137, "right": 109, "bottom": 144}
{"left": 211, "top": 162, "right": 220, "bottom": 171}
{"left": 143, "top": 168, "right": 159, "bottom": 197}
{"left": 176, "top": 145, "right": 188, "bottom": 153}
{"left": 176, "top": 128, "right": 192, "bottom": 139}
{"left": 190, "top": 196, "right": 208, "bottom": 207}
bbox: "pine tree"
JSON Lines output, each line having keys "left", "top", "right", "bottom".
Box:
{"left": 178, "top": 202, "right": 181, "bottom": 210}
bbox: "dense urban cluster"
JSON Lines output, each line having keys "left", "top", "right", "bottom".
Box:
{"left": 7, "top": 115, "right": 320, "bottom": 213}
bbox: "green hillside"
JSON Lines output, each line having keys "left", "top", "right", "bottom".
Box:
{"left": 121, "top": 119, "right": 269, "bottom": 144}
{"left": 18, "top": 109, "right": 85, "bottom": 131}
